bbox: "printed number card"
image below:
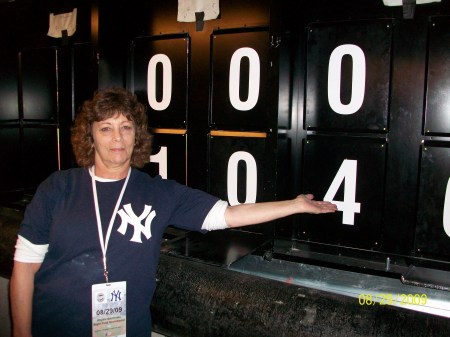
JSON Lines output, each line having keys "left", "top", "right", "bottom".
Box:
{"left": 146, "top": 131, "right": 187, "bottom": 184}
{"left": 300, "top": 136, "right": 386, "bottom": 249}
{"left": 210, "top": 28, "right": 270, "bottom": 131}
{"left": 207, "top": 132, "right": 275, "bottom": 207}
{"left": 130, "top": 34, "right": 189, "bottom": 128}
{"left": 21, "top": 47, "right": 58, "bottom": 121}
{"left": 416, "top": 144, "right": 450, "bottom": 261}
{"left": 305, "top": 20, "right": 392, "bottom": 132}
{"left": 424, "top": 16, "right": 450, "bottom": 136}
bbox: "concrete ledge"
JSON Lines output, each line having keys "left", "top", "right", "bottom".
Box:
{"left": 151, "top": 253, "right": 450, "bottom": 337}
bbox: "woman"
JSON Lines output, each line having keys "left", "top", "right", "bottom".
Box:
{"left": 10, "top": 87, "right": 336, "bottom": 337}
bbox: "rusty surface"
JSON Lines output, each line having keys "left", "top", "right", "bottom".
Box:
{"left": 152, "top": 253, "right": 450, "bottom": 337}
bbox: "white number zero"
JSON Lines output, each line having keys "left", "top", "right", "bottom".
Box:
{"left": 148, "top": 54, "right": 172, "bottom": 111}
{"left": 328, "top": 44, "right": 366, "bottom": 115}
{"left": 229, "top": 47, "right": 260, "bottom": 111}
{"left": 227, "top": 151, "right": 257, "bottom": 206}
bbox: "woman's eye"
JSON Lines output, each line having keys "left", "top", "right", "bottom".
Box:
{"left": 100, "top": 127, "right": 111, "bottom": 132}
{"left": 122, "top": 125, "right": 133, "bottom": 131}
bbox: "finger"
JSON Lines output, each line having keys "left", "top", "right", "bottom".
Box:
{"left": 317, "top": 202, "right": 334, "bottom": 206}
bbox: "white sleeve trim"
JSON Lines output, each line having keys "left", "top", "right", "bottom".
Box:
{"left": 201, "top": 200, "right": 229, "bottom": 231}
{"left": 383, "top": 0, "right": 440, "bottom": 6}
{"left": 14, "top": 235, "right": 48, "bottom": 263}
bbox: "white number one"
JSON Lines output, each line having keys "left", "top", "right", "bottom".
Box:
{"left": 324, "top": 159, "right": 361, "bottom": 225}
{"left": 444, "top": 177, "right": 450, "bottom": 237}
{"left": 148, "top": 54, "right": 172, "bottom": 111}
{"left": 150, "top": 146, "right": 168, "bottom": 179}
{"left": 229, "top": 47, "right": 260, "bottom": 111}
{"left": 328, "top": 44, "right": 366, "bottom": 115}
{"left": 227, "top": 151, "right": 257, "bottom": 206}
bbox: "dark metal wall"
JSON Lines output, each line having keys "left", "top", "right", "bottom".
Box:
{"left": 271, "top": 0, "right": 450, "bottom": 284}
{"left": 0, "top": 0, "right": 95, "bottom": 205}
{"left": 93, "top": 0, "right": 450, "bottom": 283}
{"left": 96, "top": 0, "right": 275, "bottom": 196}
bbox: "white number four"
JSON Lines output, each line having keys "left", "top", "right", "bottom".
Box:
{"left": 324, "top": 159, "right": 361, "bottom": 225}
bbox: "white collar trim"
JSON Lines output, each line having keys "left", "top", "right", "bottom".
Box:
{"left": 89, "top": 165, "right": 121, "bottom": 182}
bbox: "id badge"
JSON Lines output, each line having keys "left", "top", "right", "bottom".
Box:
{"left": 92, "top": 281, "right": 126, "bottom": 337}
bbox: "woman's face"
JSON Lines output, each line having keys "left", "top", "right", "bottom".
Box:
{"left": 92, "top": 113, "right": 136, "bottom": 171}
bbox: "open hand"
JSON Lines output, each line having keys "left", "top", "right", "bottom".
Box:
{"left": 296, "top": 194, "right": 337, "bottom": 214}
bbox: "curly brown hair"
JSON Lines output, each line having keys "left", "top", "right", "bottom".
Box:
{"left": 71, "top": 87, "right": 152, "bottom": 168}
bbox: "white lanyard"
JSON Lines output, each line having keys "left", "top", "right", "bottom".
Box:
{"left": 91, "top": 166, "right": 131, "bottom": 283}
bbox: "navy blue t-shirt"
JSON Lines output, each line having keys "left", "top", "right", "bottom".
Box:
{"left": 18, "top": 167, "right": 219, "bottom": 337}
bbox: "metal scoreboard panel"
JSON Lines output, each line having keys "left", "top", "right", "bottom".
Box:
{"left": 0, "top": 50, "right": 18, "bottom": 121}
{"left": 416, "top": 144, "right": 450, "bottom": 261}
{"left": 0, "top": 127, "right": 21, "bottom": 192}
{"left": 425, "top": 16, "right": 450, "bottom": 136}
{"left": 301, "top": 136, "right": 386, "bottom": 249}
{"left": 73, "top": 43, "right": 98, "bottom": 115}
{"left": 210, "top": 28, "right": 270, "bottom": 131}
{"left": 207, "top": 133, "right": 273, "bottom": 206}
{"left": 21, "top": 47, "right": 58, "bottom": 121}
{"left": 23, "top": 126, "right": 59, "bottom": 189}
{"left": 130, "top": 34, "right": 189, "bottom": 128}
{"left": 305, "top": 20, "right": 392, "bottom": 132}
{"left": 146, "top": 131, "right": 187, "bottom": 185}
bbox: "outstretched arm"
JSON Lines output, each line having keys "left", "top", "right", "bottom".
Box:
{"left": 224, "top": 194, "right": 337, "bottom": 228}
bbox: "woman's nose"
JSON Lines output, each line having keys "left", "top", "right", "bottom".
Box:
{"left": 113, "top": 128, "right": 122, "bottom": 141}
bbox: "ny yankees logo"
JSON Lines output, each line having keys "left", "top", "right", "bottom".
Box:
{"left": 110, "top": 289, "right": 122, "bottom": 302}
{"left": 117, "top": 204, "right": 156, "bottom": 243}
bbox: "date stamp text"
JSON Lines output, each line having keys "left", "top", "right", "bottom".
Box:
{"left": 358, "top": 293, "right": 428, "bottom": 306}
